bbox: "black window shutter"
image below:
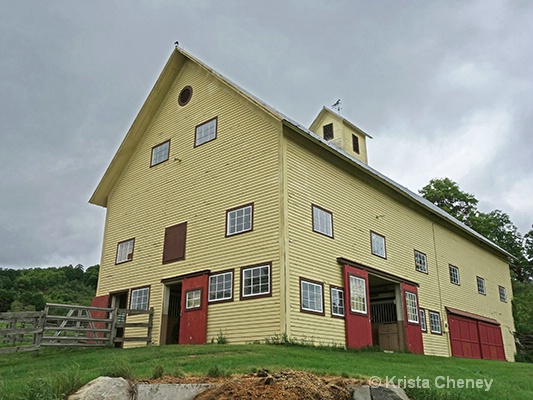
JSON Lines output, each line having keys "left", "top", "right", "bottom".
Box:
{"left": 352, "top": 134, "right": 360, "bottom": 154}
{"left": 323, "top": 123, "right": 334, "bottom": 140}
{"left": 163, "top": 222, "right": 187, "bottom": 264}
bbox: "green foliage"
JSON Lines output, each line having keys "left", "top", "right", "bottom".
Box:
{"left": 210, "top": 330, "right": 228, "bottom": 344}
{"left": 151, "top": 364, "right": 165, "bottom": 379}
{"left": 0, "top": 264, "right": 99, "bottom": 312}
{"left": 207, "top": 365, "right": 230, "bottom": 378}
{"left": 512, "top": 281, "right": 533, "bottom": 334}
{"left": 99, "top": 359, "right": 135, "bottom": 381}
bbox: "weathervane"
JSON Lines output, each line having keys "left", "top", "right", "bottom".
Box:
{"left": 174, "top": 41, "right": 179, "bottom": 49}
{"left": 331, "top": 99, "right": 342, "bottom": 114}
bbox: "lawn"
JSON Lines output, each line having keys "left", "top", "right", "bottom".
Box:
{"left": 1, "top": 344, "right": 532, "bottom": 399}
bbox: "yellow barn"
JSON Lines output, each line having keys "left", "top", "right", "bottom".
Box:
{"left": 89, "top": 47, "right": 516, "bottom": 361}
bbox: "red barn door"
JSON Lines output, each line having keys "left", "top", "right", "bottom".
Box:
{"left": 343, "top": 264, "right": 372, "bottom": 348}
{"left": 179, "top": 273, "right": 209, "bottom": 344}
{"left": 402, "top": 283, "right": 424, "bottom": 354}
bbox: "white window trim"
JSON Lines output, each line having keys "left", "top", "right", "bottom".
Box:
{"left": 116, "top": 239, "right": 135, "bottom": 264}
{"left": 208, "top": 271, "right": 233, "bottom": 302}
{"left": 429, "top": 311, "right": 442, "bottom": 334}
{"left": 226, "top": 204, "right": 253, "bottom": 236}
{"left": 185, "top": 289, "right": 202, "bottom": 310}
{"left": 405, "top": 291, "right": 419, "bottom": 324}
{"left": 477, "top": 276, "right": 486, "bottom": 295}
{"left": 499, "top": 285, "right": 507, "bottom": 302}
{"left": 312, "top": 205, "right": 333, "bottom": 237}
{"left": 449, "top": 265, "right": 460, "bottom": 285}
{"left": 349, "top": 275, "right": 368, "bottom": 314}
{"left": 371, "top": 232, "right": 386, "bottom": 258}
{"left": 130, "top": 287, "right": 149, "bottom": 310}
{"left": 151, "top": 140, "right": 170, "bottom": 166}
{"left": 331, "top": 287, "right": 345, "bottom": 317}
{"left": 414, "top": 250, "right": 428, "bottom": 273}
{"left": 420, "top": 309, "right": 427, "bottom": 332}
{"left": 241, "top": 264, "right": 271, "bottom": 298}
{"left": 195, "top": 117, "right": 217, "bottom": 147}
{"left": 301, "top": 279, "right": 324, "bottom": 314}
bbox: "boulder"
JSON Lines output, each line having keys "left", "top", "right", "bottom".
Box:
{"left": 68, "top": 377, "right": 132, "bottom": 400}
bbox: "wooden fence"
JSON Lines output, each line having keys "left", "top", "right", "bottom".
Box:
{"left": 0, "top": 303, "right": 153, "bottom": 354}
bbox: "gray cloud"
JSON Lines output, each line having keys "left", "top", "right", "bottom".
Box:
{"left": 1, "top": 0, "right": 531, "bottom": 268}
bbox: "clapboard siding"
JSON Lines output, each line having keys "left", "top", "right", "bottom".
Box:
{"left": 97, "top": 60, "right": 281, "bottom": 345}
{"left": 284, "top": 130, "right": 514, "bottom": 359}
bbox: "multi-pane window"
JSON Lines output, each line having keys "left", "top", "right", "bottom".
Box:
{"left": 323, "top": 123, "right": 334, "bottom": 140}
{"left": 242, "top": 264, "right": 270, "bottom": 298}
{"left": 405, "top": 291, "right": 419, "bottom": 323}
{"left": 130, "top": 287, "right": 149, "bottom": 310}
{"left": 420, "top": 309, "right": 427, "bottom": 332}
{"left": 429, "top": 311, "right": 442, "bottom": 334}
{"left": 352, "top": 134, "right": 360, "bottom": 153}
{"left": 301, "top": 280, "right": 324, "bottom": 314}
{"left": 449, "top": 265, "right": 460, "bottom": 285}
{"left": 371, "top": 232, "right": 386, "bottom": 258}
{"left": 349, "top": 275, "right": 367, "bottom": 314}
{"left": 151, "top": 140, "right": 170, "bottom": 166}
{"left": 226, "top": 204, "right": 253, "bottom": 236}
{"left": 477, "top": 276, "right": 486, "bottom": 295}
{"left": 499, "top": 285, "right": 507, "bottom": 302}
{"left": 116, "top": 239, "right": 135, "bottom": 264}
{"left": 414, "top": 250, "right": 428, "bottom": 273}
{"left": 312, "top": 205, "right": 333, "bottom": 237}
{"left": 331, "top": 287, "right": 345, "bottom": 317}
{"left": 195, "top": 117, "right": 217, "bottom": 147}
{"left": 185, "top": 289, "right": 201, "bottom": 310}
{"left": 209, "top": 271, "right": 233, "bottom": 302}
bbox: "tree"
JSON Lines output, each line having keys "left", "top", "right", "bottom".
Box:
{"left": 419, "top": 178, "right": 478, "bottom": 224}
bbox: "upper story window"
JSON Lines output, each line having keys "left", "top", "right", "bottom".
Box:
{"left": 477, "top": 276, "right": 486, "bottom": 295}
{"left": 116, "top": 238, "right": 135, "bottom": 264}
{"left": 405, "top": 291, "right": 419, "bottom": 323}
{"left": 429, "top": 310, "right": 442, "bottom": 334}
{"left": 241, "top": 263, "right": 271, "bottom": 299}
{"left": 178, "top": 85, "right": 193, "bottom": 106}
{"left": 414, "top": 250, "right": 428, "bottom": 273}
{"left": 349, "top": 275, "right": 367, "bottom": 314}
{"left": 420, "top": 309, "right": 427, "bottom": 332}
{"left": 352, "top": 134, "right": 360, "bottom": 154}
{"left": 330, "top": 287, "right": 345, "bottom": 317}
{"left": 151, "top": 140, "right": 170, "bottom": 167}
{"left": 323, "top": 123, "right": 334, "bottom": 140}
{"left": 312, "top": 205, "right": 333, "bottom": 238}
{"left": 209, "top": 271, "right": 233, "bottom": 302}
{"left": 499, "top": 285, "right": 507, "bottom": 302}
{"left": 449, "top": 265, "right": 460, "bottom": 285}
{"left": 371, "top": 231, "right": 386, "bottom": 258}
{"left": 195, "top": 117, "right": 217, "bottom": 147}
{"left": 226, "top": 203, "right": 253, "bottom": 236}
{"left": 130, "top": 287, "right": 149, "bottom": 310}
{"left": 300, "top": 279, "right": 324, "bottom": 314}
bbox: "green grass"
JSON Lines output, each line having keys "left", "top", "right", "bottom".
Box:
{"left": 0, "top": 344, "right": 532, "bottom": 399}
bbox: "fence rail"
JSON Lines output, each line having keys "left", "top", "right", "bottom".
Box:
{"left": 0, "top": 303, "right": 153, "bottom": 353}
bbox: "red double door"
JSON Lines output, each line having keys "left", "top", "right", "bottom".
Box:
{"left": 343, "top": 264, "right": 423, "bottom": 354}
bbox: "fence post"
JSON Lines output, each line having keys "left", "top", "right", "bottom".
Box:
{"left": 146, "top": 307, "right": 154, "bottom": 346}
{"left": 109, "top": 308, "right": 117, "bottom": 348}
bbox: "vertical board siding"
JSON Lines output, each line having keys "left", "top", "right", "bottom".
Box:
{"left": 284, "top": 131, "right": 514, "bottom": 360}
{"left": 97, "top": 60, "right": 281, "bottom": 345}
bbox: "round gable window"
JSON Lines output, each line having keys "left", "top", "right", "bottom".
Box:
{"left": 178, "top": 85, "right": 193, "bottom": 106}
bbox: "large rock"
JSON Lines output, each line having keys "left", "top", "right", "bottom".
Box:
{"left": 68, "top": 377, "right": 132, "bottom": 400}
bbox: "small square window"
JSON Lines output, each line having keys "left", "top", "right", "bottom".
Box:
{"left": 429, "top": 311, "right": 442, "bottom": 334}
{"left": 420, "top": 309, "right": 427, "bottom": 332}
{"left": 477, "top": 276, "right": 486, "bottom": 295}
{"left": 449, "top": 265, "right": 460, "bottom": 285}
{"left": 185, "top": 289, "right": 202, "bottom": 310}
{"left": 209, "top": 271, "right": 233, "bottom": 302}
{"left": 241, "top": 264, "right": 271, "bottom": 299}
{"left": 323, "top": 123, "right": 334, "bottom": 140}
{"left": 371, "top": 232, "right": 386, "bottom": 258}
{"left": 352, "top": 134, "right": 360, "bottom": 154}
{"left": 226, "top": 204, "right": 253, "bottom": 236}
{"left": 195, "top": 117, "right": 217, "bottom": 147}
{"left": 312, "top": 205, "right": 333, "bottom": 238}
{"left": 151, "top": 140, "right": 170, "bottom": 166}
{"left": 330, "top": 287, "right": 345, "bottom": 317}
{"left": 349, "top": 275, "right": 367, "bottom": 314}
{"left": 116, "top": 238, "right": 135, "bottom": 264}
{"left": 130, "top": 287, "right": 149, "bottom": 310}
{"left": 499, "top": 285, "right": 507, "bottom": 302}
{"left": 405, "top": 291, "right": 419, "bottom": 324}
{"left": 301, "top": 279, "right": 324, "bottom": 314}
{"left": 414, "top": 250, "right": 428, "bottom": 273}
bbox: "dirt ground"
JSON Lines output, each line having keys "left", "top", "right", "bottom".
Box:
{"left": 141, "top": 369, "right": 364, "bottom": 400}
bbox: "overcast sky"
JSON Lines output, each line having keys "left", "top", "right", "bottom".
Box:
{"left": 1, "top": 1, "right": 532, "bottom": 269}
